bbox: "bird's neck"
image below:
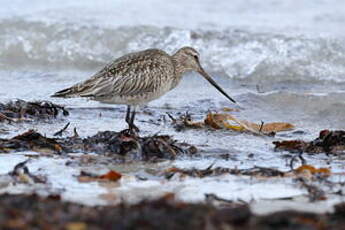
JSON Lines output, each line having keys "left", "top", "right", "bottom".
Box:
{"left": 172, "top": 53, "right": 189, "bottom": 77}
{"left": 170, "top": 55, "right": 188, "bottom": 90}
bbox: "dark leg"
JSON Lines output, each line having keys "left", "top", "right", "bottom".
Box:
{"left": 129, "top": 107, "right": 139, "bottom": 132}
{"left": 125, "top": 105, "right": 131, "bottom": 125}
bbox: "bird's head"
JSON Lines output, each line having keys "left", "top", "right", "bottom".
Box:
{"left": 173, "top": 46, "right": 202, "bottom": 72}
{"left": 173, "top": 46, "right": 236, "bottom": 104}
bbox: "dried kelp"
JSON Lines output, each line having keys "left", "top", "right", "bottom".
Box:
{"left": 62, "top": 130, "right": 196, "bottom": 160}
{"left": 274, "top": 130, "right": 345, "bottom": 155}
{"left": 0, "top": 193, "right": 345, "bottom": 229}
{"left": 0, "top": 99, "right": 68, "bottom": 122}
{"left": 162, "top": 164, "right": 334, "bottom": 188}
{"left": 164, "top": 165, "right": 285, "bottom": 179}
{"left": 0, "top": 130, "right": 63, "bottom": 154}
{"left": 0, "top": 130, "right": 196, "bottom": 160}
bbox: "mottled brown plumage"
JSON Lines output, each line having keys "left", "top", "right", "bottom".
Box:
{"left": 52, "top": 47, "right": 236, "bottom": 131}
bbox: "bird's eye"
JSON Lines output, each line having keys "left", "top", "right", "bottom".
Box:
{"left": 193, "top": 55, "right": 198, "bottom": 60}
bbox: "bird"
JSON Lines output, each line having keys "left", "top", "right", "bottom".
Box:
{"left": 52, "top": 47, "right": 236, "bottom": 132}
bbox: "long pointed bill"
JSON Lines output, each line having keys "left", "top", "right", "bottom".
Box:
{"left": 198, "top": 68, "right": 236, "bottom": 104}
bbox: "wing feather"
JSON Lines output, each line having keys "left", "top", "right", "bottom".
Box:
{"left": 82, "top": 50, "right": 174, "bottom": 98}
{"left": 53, "top": 49, "right": 174, "bottom": 100}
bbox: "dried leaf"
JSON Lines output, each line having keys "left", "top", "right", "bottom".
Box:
{"left": 165, "top": 167, "right": 183, "bottom": 173}
{"left": 205, "top": 113, "right": 294, "bottom": 134}
{"left": 295, "top": 165, "right": 331, "bottom": 175}
{"left": 78, "top": 170, "right": 122, "bottom": 183}
{"left": 205, "top": 113, "right": 244, "bottom": 131}
{"left": 204, "top": 113, "right": 223, "bottom": 129}
{"left": 251, "top": 122, "right": 295, "bottom": 133}
{"left": 99, "top": 170, "right": 122, "bottom": 181}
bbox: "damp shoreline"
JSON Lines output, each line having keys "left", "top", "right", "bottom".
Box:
{"left": 1, "top": 98, "right": 345, "bottom": 216}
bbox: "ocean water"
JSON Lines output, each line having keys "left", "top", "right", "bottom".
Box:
{"left": 1, "top": 0, "right": 345, "bottom": 213}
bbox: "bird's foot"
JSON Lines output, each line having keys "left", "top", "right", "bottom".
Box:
{"left": 120, "top": 129, "right": 136, "bottom": 137}
{"left": 121, "top": 124, "right": 140, "bottom": 136}
{"left": 129, "top": 123, "right": 140, "bottom": 134}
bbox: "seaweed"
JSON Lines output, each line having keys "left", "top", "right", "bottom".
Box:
{"left": 0, "top": 99, "right": 68, "bottom": 122}
{"left": 164, "top": 165, "right": 286, "bottom": 179}
{"left": 0, "top": 130, "right": 63, "bottom": 154}
{"left": 0, "top": 129, "right": 196, "bottom": 160}
{"left": 274, "top": 130, "right": 345, "bottom": 155}
{"left": 0, "top": 193, "right": 344, "bottom": 229}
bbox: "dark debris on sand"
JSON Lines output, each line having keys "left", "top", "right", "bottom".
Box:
{"left": 0, "top": 99, "right": 69, "bottom": 122}
{"left": 1, "top": 193, "right": 345, "bottom": 230}
{"left": 0, "top": 129, "right": 197, "bottom": 161}
{"left": 274, "top": 130, "right": 345, "bottom": 155}
{"left": 164, "top": 165, "right": 285, "bottom": 179}
{"left": 0, "top": 130, "right": 63, "bottom": 153}
{"left": 8, "top": 160, "right": 47, "bottom": 184}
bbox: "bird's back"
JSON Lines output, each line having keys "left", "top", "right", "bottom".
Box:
{"left": 52, "top": 48, "right": 177, "bottom": 105}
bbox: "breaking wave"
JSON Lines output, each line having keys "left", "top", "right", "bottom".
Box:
{"left": 1, "top": 18, "right": 345, "bottom": 83}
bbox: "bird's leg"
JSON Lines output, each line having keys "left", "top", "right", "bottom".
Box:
{"left": 129, "top": 106, "right": 139, "bottom": 133}
{"left": 125, "top": 105, "right": 131, "bottom": 125}
{"left": 124, "top": 105, "right": 139, "bottom": 134}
